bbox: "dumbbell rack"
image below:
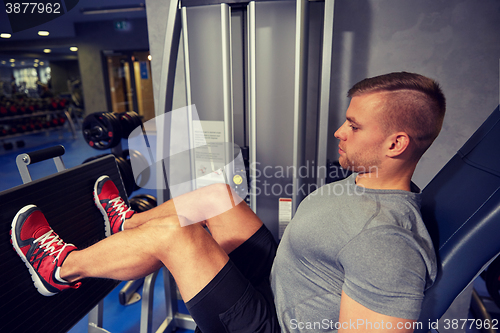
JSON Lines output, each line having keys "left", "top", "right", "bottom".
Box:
{"left": 0, "top": 109, "right": 77, "bottom": 152}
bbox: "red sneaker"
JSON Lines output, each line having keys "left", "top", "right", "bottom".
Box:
{"left": 94, "top": 175, "right": 134, "bottom": 237}
{"left": 11, "top": 205, "right": 81, "bottom": 296}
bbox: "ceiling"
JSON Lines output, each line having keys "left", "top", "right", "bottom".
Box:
{"left": 0, "top": 0, "right": 147, "bottom": 66}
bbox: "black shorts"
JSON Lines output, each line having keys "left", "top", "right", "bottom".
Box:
{"left": 185, "top": 225, "right": 280, "bottom": 333}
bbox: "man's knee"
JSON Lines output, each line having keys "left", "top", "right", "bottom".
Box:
{"left": 140, "top": 215, "right": 184, "bottom": 232}
{"left": 200, "top": 183, "right": 234, "bottom": 198}
{"left": 140, "top": 215, "right": 202, "bottom": 241}
{"left": 201, "top": 183, "right": 242, "bottom": 209}
{"left": 172, "top": 183, "right": 241, "bottom": 224}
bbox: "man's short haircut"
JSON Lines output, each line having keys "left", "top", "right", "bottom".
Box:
{"left": 348, "top": 72, "right": 446, "bottom": 159}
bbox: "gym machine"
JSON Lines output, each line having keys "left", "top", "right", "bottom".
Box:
{"left": 0, "top": 146, "right": 124, "bottom": 333}
{"left": 146, "top": 0, "right": 338, "bottom": 243}
{"left": 144, "top": 0, "right": 500, "bottom": 330}
{"left": 141, "top": 0, "right": 334, "bottom": 332}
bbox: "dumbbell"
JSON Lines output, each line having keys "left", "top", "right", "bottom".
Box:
{"left": 58, "top": 98, "right": 67, "bottom": 110}
{"left": 82, "top": 111, "right": 142, "bottom": 150}
{"left": 26, "top": 102, "right": 36, "bottom": 114}
{"left": 4, "top": 102, "right": 18, "bottom": 116}
{"left": 24, "top": 122, "right": 35, "bottom": 132}
{"left": 50, "top": 116, "right": 65, "bottom": 127}
{"left": 15, "top": 123, "right": 28, "bottom": 133}
{"left": 0, "top": 105, "right": 7, "bottom": 117}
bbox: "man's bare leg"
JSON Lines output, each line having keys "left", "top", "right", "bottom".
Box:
{"left": 61, "top": 184, "right": 264, "bottom": 301}
{"left": 61, "top": 215, "right": 230, "bottom": 302}
{"left": 124, "top": 183, "right": 263, "bottom": 254}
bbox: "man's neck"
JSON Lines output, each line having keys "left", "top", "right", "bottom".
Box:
{"left": 354, "top": 167, "right": 414, "bottom": 192}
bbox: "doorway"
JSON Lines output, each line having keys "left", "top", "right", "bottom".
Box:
{"left": 105, "top": 51, "right": 155, "bottom": 122}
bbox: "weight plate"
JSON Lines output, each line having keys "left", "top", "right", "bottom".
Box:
{"left": 120, "top": 111, "right": 142, "bottom": 139}
{"left": 129, "top": 197, "right": 148, "bottom": 213}
{"left": 115, "top": 156, "right": 136, "bottom": 197}
{"left": 82, "top": 112, "right": 122, "bottom": 150}
{"left": 123, "top": 149, "right": 150, "bottom": 190}
{"left": 119, "top": 112, "right": 134, "bottom": 139}
{"left": 132, "top": 194, "right": 157, "bottom": 208}
{"left": 132, "top": 112, "right": 143, "bottom": 130}
{"left": 130, "top": 196, "right": 155, "bottom": 212}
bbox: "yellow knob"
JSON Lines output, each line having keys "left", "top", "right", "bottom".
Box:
{"left": 233, "top": 174, "right": 243, "bottom": 185}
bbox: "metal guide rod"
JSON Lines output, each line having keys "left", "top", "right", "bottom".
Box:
{"left": 292, "top": 0, "right": 309, "bottom": 215}
{"left": 140, "top": 271, "right": 159, "bottom": 333}
{"left": 182, "top": 7, "right": 192, "bottom": 108}
{"left": 247, "top": 1, "right": 257, "bottom": 213}
{"left": 316, "top": 0, "right": 335, "bottom": 187}
{"left": 156, "top": 0, "right": 182, "bottom": 204}
{"left": 181, "top": 6, "right": 197, "bottom": 192}
{"left": 88, "top": 301, "right": 111, "bottom": 333}
{"left": 221, "top": 3, "right": 234, "bottom": 166}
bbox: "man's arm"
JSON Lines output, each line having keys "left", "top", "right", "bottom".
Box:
{"left": 338, "top": 291, "right": 416, "bottom": 333}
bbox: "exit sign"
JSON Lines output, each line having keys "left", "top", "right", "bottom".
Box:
{"left": 114, "top": 20, "right": 131, "bottom": 31}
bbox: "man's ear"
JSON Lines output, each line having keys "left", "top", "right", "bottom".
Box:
{"left": 386, "top": 132, "right": 410, "bottom": 157}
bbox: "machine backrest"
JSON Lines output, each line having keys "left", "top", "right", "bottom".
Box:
{"left": 0, "top": 155, "right": 125, "bottom": 333}
{"left": 416, "top": 106, "right": 500, "bottom": 330}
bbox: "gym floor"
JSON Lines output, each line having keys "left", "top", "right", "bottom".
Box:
{"left": 0, "top": 128, "right": 498, "bottom": 333}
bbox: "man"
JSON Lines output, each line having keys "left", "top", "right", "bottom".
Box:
{"left": 11, "top": 72, "right": 445, "bottom": 332}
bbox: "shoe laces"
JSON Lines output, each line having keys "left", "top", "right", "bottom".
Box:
{"left": 108, "top": 197, "right": 133, "bottom": 221}
{"left": 35, "top": 230, "right": 69, "bottom": 263}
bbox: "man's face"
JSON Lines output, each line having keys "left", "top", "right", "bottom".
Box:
{"left": 334, "top": 92, "right": 388, "bottom": 173}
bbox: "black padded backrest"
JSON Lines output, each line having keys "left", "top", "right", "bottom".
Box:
{"left": 0, "top": 155, "right": 125, "bottom": 333}
{"left": 415, "top": 106, "right": 500, "bottom": 331}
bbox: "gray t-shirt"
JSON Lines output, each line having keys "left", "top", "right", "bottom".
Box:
{"left": 270, "top": 174, "right": 436, "bottom": 332}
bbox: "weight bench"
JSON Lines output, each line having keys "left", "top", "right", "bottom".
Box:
{"left": 415, "top": 105, "right": 500, "bottom": 332}
{"left": 0, "top": 147, "right": 125, "bottom": 333}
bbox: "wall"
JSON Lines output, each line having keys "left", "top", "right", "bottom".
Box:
{"left": 327, "top": 0, "right": 500, "bottom": 188}
{"left": 146, "top": 0, "right": 500, "bottom": 200}
{"left": 74, "top": 18, "right": 150, "bottom": 115}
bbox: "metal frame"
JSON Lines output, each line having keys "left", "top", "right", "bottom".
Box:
{"left": 222, "top": 3, "right": 235, "bottom": 165}
{"left": 16, "top": 153, "right": 65, "bottom": 184}
{"left": 291, "top": 0, "right": 309, "bottom": 215}
{"left": 143, "top": 1, "right": 238, "bottom": 331}
{"left": 88, "top": 302, "right": 111, "bottom": 333}
{"left": 181, "top": 6, "right": 198, "bottom": 192}
{"left": 143, "top": 0, "right": 330, "bottom": 330}
{"left": 140, "top": 269, "right": 196, "bottom": 333}
{"left": 316, "top": 0, "right": 335, "bottom": 188}
{"left": 247, "top": 0, "right": 257, "bottom": 212}
{"left": 156, "top": 0, "right": 183, "bottom": 205}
